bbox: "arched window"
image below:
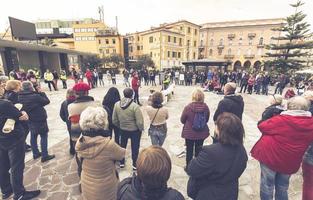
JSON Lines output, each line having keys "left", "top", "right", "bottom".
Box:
{"left": 239, "top": 38, "right": 243, "bottom": 45}
{"left": 209, "top": 49, "right": 213, "bottom": 56}
{"left": 259, "top": 37, "right": 264, "bottom": 45}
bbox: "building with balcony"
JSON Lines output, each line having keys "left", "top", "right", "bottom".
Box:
{"left": 199, "top": 18, "right": 285, "bottom": 71}
{"left": 126, "top": 20, "right": 200, "bottom": 70}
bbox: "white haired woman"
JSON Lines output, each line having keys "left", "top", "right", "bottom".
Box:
{"left": 302, "top": 91, "right": 313, "bottom": 200}
{"left": 76, "top": 106, "right": 125, "bottom": 200}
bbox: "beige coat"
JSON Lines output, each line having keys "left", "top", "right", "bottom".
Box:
{"left": 76, "top": 135, "right": 125, "bottom": 200}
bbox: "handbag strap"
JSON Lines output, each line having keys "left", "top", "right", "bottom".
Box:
{"left": 150, "top": 108, "right": 160, "bottom": 126}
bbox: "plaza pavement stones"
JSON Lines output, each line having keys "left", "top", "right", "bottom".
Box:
{"left": 10, "top": 82, "right": 304, "bottom": 200}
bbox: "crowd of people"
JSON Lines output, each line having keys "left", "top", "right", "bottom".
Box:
{"left": 1, "top": 67, "right": 313, "bottom": 200}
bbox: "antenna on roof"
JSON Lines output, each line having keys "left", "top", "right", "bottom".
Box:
{"left": 116, "top": 16, "right": 118, "bottom": 34}
{"left": 98, "top": 6, "right": 104, "bottom": 23}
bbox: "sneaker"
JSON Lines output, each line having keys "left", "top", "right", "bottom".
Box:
{"left": 14, "top": 190, "right": 41, "bottom": 200}
{"left": 132, "top": 166, "right": 137, "bottom": 171}
{"left": 2, "top": 191, "right": 13, "bottom": 199}
{"left": 119, "top": 164, "right": 125, "bottom": 168}
{"left": 41, "top": 154, "right": 55, "bottom": 163}
{"left": 33, "top": 153, "right": 41, "bottom": 160}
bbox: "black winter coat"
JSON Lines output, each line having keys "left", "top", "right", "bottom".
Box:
{"left": 59, "top": 99, "right": 75, "bottom": 130}
{"left": 213, "top": 94, "right": 244, "bottom": 121}
{"left": 4, "top": 90, "right": 19, "bottom": 104}
{"left": 187, "top": 143, "right": 248, "bottom": 200}
{"left": 18, "top": 91, "right": 50, "bottom": 122}
{"left": 258, "top": 104, "right": 284, "bottom": 124}
{"left": 0, "top": 99, "right": 24, "bottom": 149}
{"left": 117, "top": 176, "right": 185, "bottom": 200}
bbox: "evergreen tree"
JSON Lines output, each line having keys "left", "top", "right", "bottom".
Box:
{"left": 264, "top": 0, "right": 313, "bottom": 73}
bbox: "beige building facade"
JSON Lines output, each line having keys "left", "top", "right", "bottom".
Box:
{"left": 199, "top": 18, "right": 285, "bottom": 71}
{"left": 73, "top": 22, "right": 124, "bottom": 58}
{"left": 127, "top": 20, "right": 200, "bottom": 70}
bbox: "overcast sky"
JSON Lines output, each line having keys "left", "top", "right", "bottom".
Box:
{"left": 1, "top": 0, "right": 312, "bottom": 34}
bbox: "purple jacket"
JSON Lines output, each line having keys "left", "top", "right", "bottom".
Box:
{"left": 181, "top": 102, "right": 210, "bottom": 140}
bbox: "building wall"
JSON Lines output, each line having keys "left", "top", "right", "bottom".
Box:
{"left": 127, "top": 20, "right": 200, "bottom": 70}
{"left": 200, "top": 19, "right": 285, "bottom": 71}
{"left": 73, "top": 23, "right": 106, "bottom": 54}
{"left": 17, "top": 50, "right": 41, "bottom": 69}
{"left": 0, "top": 50, "right": 5, "bottom": 74}
{"left": 97, "top": 35, "right": 124, "bottom": 58}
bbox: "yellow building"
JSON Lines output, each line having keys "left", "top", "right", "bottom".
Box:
{"left": 199, "top": 18, "right": 285, "bottom": 71}
{"left": 73, "top": 22, "right": 124, "bottom": 59}
{"left": 127, "top": 20, "right": 200, "bottom": 70}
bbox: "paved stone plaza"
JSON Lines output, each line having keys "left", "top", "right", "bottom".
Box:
{"left": 19, "top": 77, "right": 304, "bottom": 200}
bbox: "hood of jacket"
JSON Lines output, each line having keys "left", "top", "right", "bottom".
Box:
{"left": 224, "top": 94, "right": 244, "bottom": 106}
{"left": 187, "top": 102, "right": 208, "bottom": 113}
{"left": 278, "top": 110, "right": 313, "bottom": 132}
{"left": 75, "top": 135, "right": 110, "bottom": 159}
{"left": 120, "top": 98, "right": 133, "bottom": 110}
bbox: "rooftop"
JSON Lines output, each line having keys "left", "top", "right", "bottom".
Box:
{"left": 201, "top": 18, "right": 285, "bottom": 29}
{"left": 0, "top": 39, "right": 93, "bottom": 55}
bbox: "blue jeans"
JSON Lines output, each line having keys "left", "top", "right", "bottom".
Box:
{"left": 260, "top": 163, "right": 291, "bottom": 200}
{"left": 149, "top": 125, "right": 167, "bottom": 146}
{"left": 30, "top": 131, "right": 48, "bottom": 158}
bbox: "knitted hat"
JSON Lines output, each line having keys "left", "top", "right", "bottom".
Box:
{"left": 72, "top": 82, "right": 90, "bottom": 92}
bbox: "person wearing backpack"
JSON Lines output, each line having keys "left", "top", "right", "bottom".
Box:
{"left": 180, "top": 89, "right": 210, "bottom": 170}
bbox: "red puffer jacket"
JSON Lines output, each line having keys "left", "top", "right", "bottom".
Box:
{"left": 181, "top": 102, "right": 210, "bottom": 140}
{"left": 251, "top": 111, "right": 313, "bottom": 174}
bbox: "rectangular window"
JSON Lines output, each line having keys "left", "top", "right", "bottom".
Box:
{"left": 188, "top": 27, "right": 191, "bottom": 33}
{"left": 150, "top": 52, "right": 153, "bottom": 57}
{"left": 178, "top": 52, "right": 181, "bottom": 58}
{"left": 88, "top": 36, "right": 95, "bottom": 41}
{"left": 149, "top": 36, "right": 153, "bottom": 43}
{"left": 174, "top": 37, "right": 176, "bottom": 43}
{"left": 87, "top": 28, "right": 93, "bottom": 32}
{"left": 193, "top": 52, "right": 196, "bottom": 59}
{"left": 194, "top": 41, "right": 197, "bottom": 47}
{"left": 137, "top": 36, "right": 140, "bottom": 41}
{"left": 141, "top": 46, "right": 143, "bottom": 50}
{"left": 179, "top": 38, "right": 182, "bottom": 46}
{"left": 74, "top": 28, "right": 80, "bottom": 33}
{"left": 106, "top": 49, "right": 109, "bottom": 54}
{"left": 81, "top": 36, "right": 87, "bottom": 41}
{"left": 168, "top": 51, "right": 170, "bottom": 58}
{"left": 75, "top": 37, "right": 81, "bottom": 41}
{"left": 130, "top": 46, "right": 133, "bottom": 53}
{"left": 80, "top": 28, "right": 87, "bottom": 32}
{"left": 187, "top": 40, "right": 190, "bottom": 46}
{"left": 137, "top": 46, "right": 140, "bottom": 50}
{"left": 172, "top": 52, "right": 177, "bottom": 58}
{"left": 106, "top": 39, "right": 109, "bottom": 44}
{"left": 112, "top": 39, "right": 116, "bottom": 44}
{"left": 113, "top": 49, "right": 116, "bottom": 53}
{"left": 168, "top": 36, "right": 171, "bottom": 43}
{"left": 194, "top": 29, "right": 197, "bottom": 35}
